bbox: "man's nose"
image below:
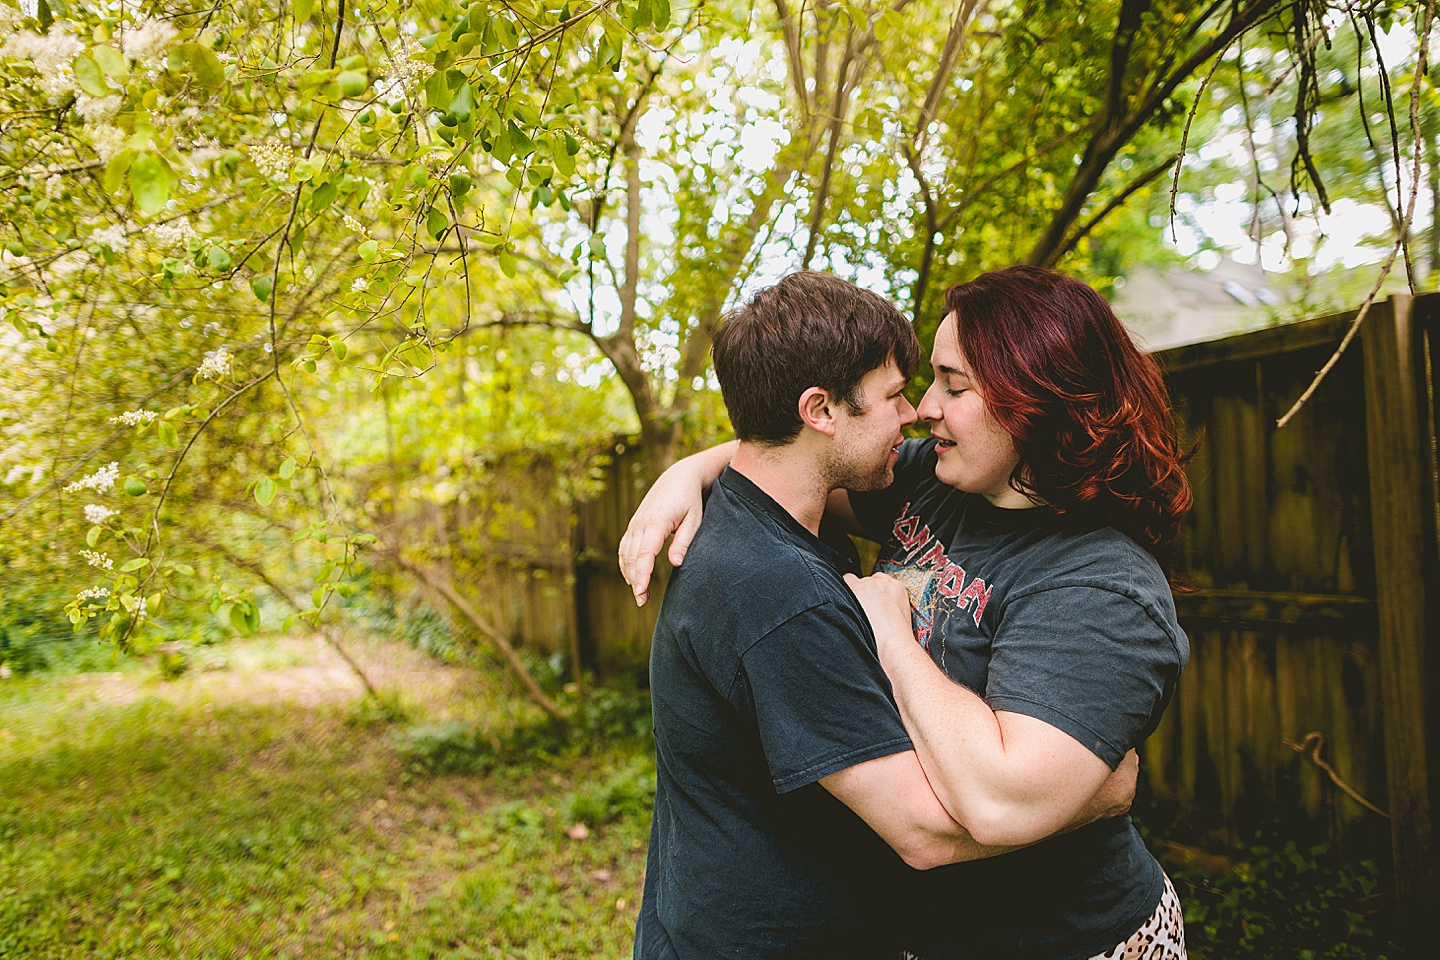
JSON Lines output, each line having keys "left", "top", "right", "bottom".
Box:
{"left": 900, "top": 395, "right": 918, "bottom": 426}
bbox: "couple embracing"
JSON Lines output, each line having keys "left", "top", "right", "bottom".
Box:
{"left": 618, "top": 268, "right": 1192, "bottom": 960}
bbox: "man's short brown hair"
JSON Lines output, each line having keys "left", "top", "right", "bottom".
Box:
{"left": 711, "top": 272, "right": 920, "bottom": 445}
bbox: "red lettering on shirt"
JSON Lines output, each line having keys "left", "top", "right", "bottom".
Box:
{"left": 894, "top": 511, "right": 929, "bottom": 550}
{"left": 936, "top": 562, "right": 966, "bottom": 598}
{"left": 956, "top": 577, "right": 993, "bottom": 626}
{"left": 916, "top": 541, "right": 948, "bottom": 569}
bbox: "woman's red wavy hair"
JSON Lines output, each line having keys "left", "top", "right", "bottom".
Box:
{"left": 943, "top": 266, "right": 1192, "bottom": 558}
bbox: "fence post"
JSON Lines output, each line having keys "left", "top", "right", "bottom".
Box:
{"left": 1361, "top": 293, "right": 1437, "bottom": 949}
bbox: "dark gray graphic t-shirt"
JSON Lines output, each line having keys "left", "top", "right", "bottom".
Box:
{"left": 850, "top": 438, "right": 1189, "bottom": 960}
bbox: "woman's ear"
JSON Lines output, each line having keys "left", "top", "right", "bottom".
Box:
{"left": 798, "top": 386, "right": 838, "bottom": 437}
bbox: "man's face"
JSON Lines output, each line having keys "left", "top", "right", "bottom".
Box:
{"left": 825, "top": 359, "right": 917, "bottom": 491}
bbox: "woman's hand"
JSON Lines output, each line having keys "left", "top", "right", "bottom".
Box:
{"left": 843, "top": 572, "right": 917, "bottom": 660}
{"left": 618, "top": 441, "right": 736, "bottom": 605}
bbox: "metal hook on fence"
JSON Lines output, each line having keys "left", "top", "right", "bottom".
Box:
{"left": 1282, "top": 731, "right": 1390, "bottom": 819}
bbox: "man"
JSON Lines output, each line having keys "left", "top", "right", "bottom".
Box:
{"left": 629, "top": 272, "right": 1127, "bottom": 959}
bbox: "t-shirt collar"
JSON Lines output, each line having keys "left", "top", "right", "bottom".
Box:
{"left": 717, "top": 466, "right": 853, "bottom": 571}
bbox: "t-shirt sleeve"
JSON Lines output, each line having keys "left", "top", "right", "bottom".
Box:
{"left": 984, "top": 585, "right": 1183, "bottom": 769}
{"left": 847, "top": 438, "right": 938, "bottom": 543}
{"left": 733, "top": 600, "right": 913, "bottom": 793}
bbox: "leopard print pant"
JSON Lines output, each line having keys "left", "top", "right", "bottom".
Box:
{"left": 1088, "top": 873, "right": 1187, "bottom": 960}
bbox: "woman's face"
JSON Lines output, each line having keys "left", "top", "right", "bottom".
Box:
{"left": 917, "top": 313, "right": 1032, "bottom": 509}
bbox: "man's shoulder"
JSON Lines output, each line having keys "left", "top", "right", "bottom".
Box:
{"left": 662, "top": 480, "right": 851, "bottom": 635}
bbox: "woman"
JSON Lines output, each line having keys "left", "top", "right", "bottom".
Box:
{"left": 620, "top": 266, "right": 1191, "bottom": 960}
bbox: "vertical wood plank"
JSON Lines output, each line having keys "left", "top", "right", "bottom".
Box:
{"left": 1361, "top": 294, "right": 1438, "bottom": 941}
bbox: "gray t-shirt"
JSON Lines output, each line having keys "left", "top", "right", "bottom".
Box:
{"left": 849, "top": 438, "right": 1189, "bottom": 960}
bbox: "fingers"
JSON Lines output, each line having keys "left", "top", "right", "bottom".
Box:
{"left": 668, "top": 507, "right": 702, "bottom": 567}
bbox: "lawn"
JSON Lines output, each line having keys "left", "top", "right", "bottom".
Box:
{"left": 1, "top": 633, "right": 1394, "bottom": 960}
{"left": 0, "top": 635, "right": 652, "bottom": 959}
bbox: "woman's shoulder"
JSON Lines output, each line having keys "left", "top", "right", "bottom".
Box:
{"left": 1011, "top": 522, "right": 1176, "bottom": 615}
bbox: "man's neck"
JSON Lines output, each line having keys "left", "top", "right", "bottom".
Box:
{"left": 729, "top": 441, "right": 830, "bottom": 536}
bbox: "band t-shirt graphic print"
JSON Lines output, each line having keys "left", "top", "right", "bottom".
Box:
{"left": 849, "top": 438, "right": 1190, "bottom": 960}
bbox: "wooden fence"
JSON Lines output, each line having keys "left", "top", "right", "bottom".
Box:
{"left": 454, "top": 296, "right": 1438, "bottom": 936}
{"left": 1150, "top": 294, "right": 1438, "bottom": 938}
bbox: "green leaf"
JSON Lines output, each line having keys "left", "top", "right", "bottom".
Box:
{"left": 158, "top": 420, "right": 179, "bottom": 447}
{"left": 72, "top": 53, "right": 109, "bottom": 97}
{"left": 294, "top": 0, "right": 317, "bottom": 21}
{"left": 449, "top": 82, "right": 474, "bottom": 123}
{"left": 508, "top": 122, "right": 535, "bottom": 157}
{"left": 426, "top": 206, "right": 449, "bottom": 240}
{"left": 448, "top": 172, "right": 472, "bottom": 196}
{"left": 86, "top": 525, "right": 102, "bottom": 548}
{"left": 330, "top": 338, "right": 348, "bottom": 361}
{"left": 254, "top": 476, "right": 277, "bottom": 506}
{"left": 104, "top": 148, "right": 136, "bottom": 194}
{"left": 129, "top": 152, "right": 170, "bottom": 215}
{"left": 93, "top": 45, "right": 128, "bottom": 80}
{"left": 206, "top": 245, "right": 233, "bottom": 272}
{"left": 498, "top": 247, "right": 517, "bottom": 278}
{"left": 653, "top": 0, "right": 672, "bottom": 29}
{"left": 252, "top": 276, "right": 273, "bottom": 301}
{"left": 119, "top": 557, "right": 151, "bottom": 572}
{"left": 553, "top": 146, "right": 575, "bottom": 177}
{"left": 123, "top": 477, "right": 147, "bottom": 497}
{"left": 279, "top": 457, "right": 297, "bottom": 479}
{"left": 336, "top": 70, "right": 369, "bottom": 98}
{"left": 229, "top": 602, "right": 256, "bottom": 635}
{"left": 358, "top": 239, "right": 379, "bottom": 262}
{"left": 292, "top": 157, "right": 320, "bottom": 182}
{"left": 183, "top": 42, "right": 227, "bottom": 88}
{"left": 310, "top": 177, "right": 338, "bottom": 211}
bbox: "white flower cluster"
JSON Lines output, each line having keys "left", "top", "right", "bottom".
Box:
{"left": 84, "top": 504, "right": 119, "bottom": 524}
{"left": 0, "top": 6, "right": 21, "bottom": 31}
{"left": 1, "top": 28, "right": 86, "bottom": 96}
{"left": 45, "top": 174, "right": 64, "bottom": 198}
{"left": 351, "top": 277, "right": 369, "bottom": 293}
{"left": 343, "top": 214, "right": 365, "bottom": 233}
{"left": 119, "top": 18, "right": 177, "bottom": 67}
{"left": 77, "top": 586, "right": 110, "bottom": 602}
{"left": 110, "top": 410, "right": 158, "bottom": 427}
{"left": 91, "top": 224, "right": 127, "bottom": 251}
{"left": 133, "top": 596, "right": 148, "bottom": 620}
{"left": 148, "top": 219, "right": 198, "bottom": 248}
{"left": 90, "top": 124, "right": 127, "bottom": 161}
{"left": 378, "top": 38, "right": 433, "bottom": 97}
{"left": 197, "top": 346, "right": 232, "bottom": 380}
{"left": 250, "top": 139, "right": 294, "bottom": 181}
{"left": 64, "top": 461, "right": 119, "bottom": 494}
{"left": 75, "top": 93, "right": 122, "bottom": 123}
{"left": 80, "top": 549, "right": 114, "bottom": 570}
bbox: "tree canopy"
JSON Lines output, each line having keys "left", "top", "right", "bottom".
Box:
{"left": 1, "top": 0, "right": 1432, "bottom": 660}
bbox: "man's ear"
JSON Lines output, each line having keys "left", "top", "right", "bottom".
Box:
{"left": 798, "top": 386, "right": 839, "bottom": 437}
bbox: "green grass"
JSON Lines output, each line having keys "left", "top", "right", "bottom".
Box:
{"left": 0, "top": 636, "right": 652, "bottom": 959}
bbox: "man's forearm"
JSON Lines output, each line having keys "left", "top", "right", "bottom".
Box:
{"left": 820, "top": 749, "right": 1017, "bottom": 870}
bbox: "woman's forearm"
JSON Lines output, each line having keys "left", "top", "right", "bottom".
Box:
{"left": 880, "top": 629, "right": 1111, "bottom": 846}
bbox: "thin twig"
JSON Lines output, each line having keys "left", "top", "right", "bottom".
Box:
{"left": 1283, "top": 732, "right": 1390, "bottom": 818}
